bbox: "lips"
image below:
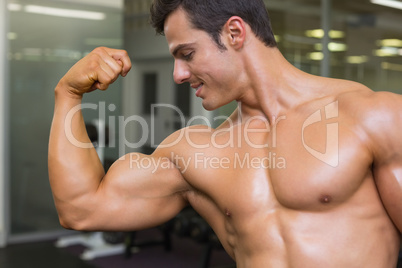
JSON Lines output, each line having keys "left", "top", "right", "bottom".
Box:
{"left": 191, "top": 83, "right": 204, "bottom": 97}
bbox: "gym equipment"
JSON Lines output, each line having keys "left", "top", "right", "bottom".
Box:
{"left": 190, "top": 217, "right": 213, "bottom": 243}
{"left": 172, "top": 207, "right": 198, "bottom": 237}
{"left": 124, "top": 226, "right": 173, "bottom": 258}
{"left": 55, "top": 232, "right": 125, "bottom": 261}
{"left": 167, "top": 207, "right": 226, "bottom": 268}
{"left": 102, "top": 231, "right": 126, "bottom": 245}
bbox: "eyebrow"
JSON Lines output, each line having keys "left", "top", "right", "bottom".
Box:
{"left": 171, "top": 43, "right": 195, "bottom": 57}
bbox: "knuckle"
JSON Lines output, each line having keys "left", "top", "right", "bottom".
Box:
{"left": 98, "top": 84, "right": 109, "bottom": 91}
{"left": 86, "top": 54, "right": 100, "bottom": 68}
{"left": 92, "top": 46, "right": 105, "bottom": 54}
{"left": 105, "top": 76, "right": 114, "bottom": 84}
{"left": 121, "top": 49, "right": 128, "bottom": 57}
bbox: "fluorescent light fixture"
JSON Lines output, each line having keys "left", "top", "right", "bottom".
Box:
{"left": 305, "top": 29, "right": 345, "bottom": 39}
{"left": 374, "top": 47, "right": 399, "bottom": 57}
{"left": 377, "top": 39, "right": 402, "bottom": 47}
{"left": 306, "top": 29, "right": 323, "bottom": 38}
{"left": 371, "top": 0, "right": 402, "bottom": 10}
{"left": 7, "top": 32, "right": 18, "bottom": 40}
{"left": 347, "top": 56, "right": 368, "bottom": 64}
{"left": 315, "top": 42, "right": 348, "bottom": 52}
{"left": 382, "top": 62, "right": 402, "bottom": 71}
{"left": 307, "top": 52, "right": 324, "bottom": 61}
{"left": 24, "top": 5, "right": 106, "bottom": 20}
{"left": 328, "top": 43, "right": 347, "bottom": 52}
{"left": 7, "top": 3, "right": 22, "bottom": 11}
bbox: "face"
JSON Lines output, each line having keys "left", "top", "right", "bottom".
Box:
{"left": 164, "top": 8, "right": 244, "bottom": 111}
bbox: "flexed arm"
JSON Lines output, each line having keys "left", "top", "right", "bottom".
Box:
{"left": 48, "top": 47, "right": 131, "bottom": 229}
{"left": 48, "top": 47, "right": 189, "bottom": 231}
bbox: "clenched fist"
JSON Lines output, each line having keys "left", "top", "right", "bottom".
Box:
{"left": 56, "top": 47, "right": 132, "bottom": 98}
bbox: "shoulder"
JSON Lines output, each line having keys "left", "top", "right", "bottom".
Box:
{"left": 340, "top": 89, "right": 402, "bottom": 131}
{"left": 336, "top": 82, "right": 402, "bottom": 125}
{"left": 339, "top": 89, "right": 402, "bottom": 163}
{"left": 339, "top": 87, "right": 402, "bottom": 110}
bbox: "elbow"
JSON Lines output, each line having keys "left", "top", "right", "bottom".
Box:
{"left": 57, "top": 211, "right": 96, "bottom": 232}
{"left": 58, "top": 215, "right": 86, "bottom": 231}
{"left": 55, "top": 195, "right": 100, "bottom": 231}
{"left": 58, "top": 216, "right": 78, "bottom": 230}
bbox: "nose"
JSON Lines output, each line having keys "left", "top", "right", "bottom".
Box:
{"left": 173, "top": 60, "right": 190, "bottom": 84}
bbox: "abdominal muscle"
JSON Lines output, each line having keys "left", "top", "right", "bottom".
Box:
{"left": 221, "top": 205, "right": 399, "bottom": 268}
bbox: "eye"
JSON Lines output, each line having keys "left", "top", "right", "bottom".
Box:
{"left": 183, "top": 51, "right": 194, "bottom": 61}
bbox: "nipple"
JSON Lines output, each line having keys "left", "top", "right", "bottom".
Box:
{"left": 319, "top": 195, "right": 332, "bottom": 204}
{"left": 225, "top": 209, "right": 232, "bottom": 218}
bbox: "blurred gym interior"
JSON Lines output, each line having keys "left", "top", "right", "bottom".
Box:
{"left": 1, "top": 0, "right": 402, "bottom": 267}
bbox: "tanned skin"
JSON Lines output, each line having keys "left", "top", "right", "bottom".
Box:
{"left": 49, "top": 8, "right": 402, "bottom": 267}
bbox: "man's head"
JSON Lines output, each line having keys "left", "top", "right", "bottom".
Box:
{"left": 150, "top": 0, "right": 277, "bottom": 50}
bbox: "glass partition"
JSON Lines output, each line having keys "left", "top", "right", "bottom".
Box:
{"left": 266, "top": 0, "right": 402, "bottom": 93}
{"left": 7, "top": 0, "right": 123, "bottom": 238}
{"left": 267, "top": 0, "right": 322, "bottom": 75}
{"left": 331, "top": 0, "right": 402, "bottom": 93}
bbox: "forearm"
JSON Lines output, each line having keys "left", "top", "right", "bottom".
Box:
{"left": 48, "top": 84, "right": 104, "bottom": 226}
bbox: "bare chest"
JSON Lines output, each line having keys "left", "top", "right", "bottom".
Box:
{"left": 187, "top": 107, "right": 373, "bottom": 215}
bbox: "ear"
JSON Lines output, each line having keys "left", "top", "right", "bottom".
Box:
{"left": 223, "top": 16, "right": 246, "bottom": 50}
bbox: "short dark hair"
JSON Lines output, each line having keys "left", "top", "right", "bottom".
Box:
{"left": 150, "top": 0, "right": 277, "bottom": 50}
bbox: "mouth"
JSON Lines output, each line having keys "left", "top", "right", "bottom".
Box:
{"left": 191, "top": 83, "right": 204, "bottom": 97}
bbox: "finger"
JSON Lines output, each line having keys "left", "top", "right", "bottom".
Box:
{"left": 85, "top": 64, "right": 113, "bottom": 91}
{"left": 108, "top": 49, "right": 132, "bottom": 77}
{"left": 92, "top": 82, "right": 105, "bottom": 91}
{"left": 94, "top": 65, "right": 117, "bottom": 91}
{"left": 99, "top": 60, "right": 120, "bottom": 80}
{"left": 93, "top": 47, "right": 132, "bottom": 77}
{"left": 102, "top": 54, "right": 125, "bottom": 77}
{"left": 116, "top": 55, "right": 131, "bottom": 77}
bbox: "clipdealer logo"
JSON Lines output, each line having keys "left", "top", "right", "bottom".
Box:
{"left": 64, "top": 101, "right": 339, "bottom": 168}
{"left": 129, "top": 152, "right": 287, "bottom": 174}
{"left": 302, "top": 101, "right": 339, "bottom": 167}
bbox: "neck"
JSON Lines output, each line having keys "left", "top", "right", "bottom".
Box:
{"left": 236, "top": 45, "right": 324, "bottom": 124}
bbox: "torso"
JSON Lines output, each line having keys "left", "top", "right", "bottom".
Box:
{"left": 170, "top": 86, "right": 401, "bottom": 267}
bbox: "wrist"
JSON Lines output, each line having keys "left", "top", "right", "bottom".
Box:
{"left": 54, "top": 80, "right": 84, "bottom": 101}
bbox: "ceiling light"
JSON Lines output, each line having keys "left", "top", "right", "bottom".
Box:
{"left": 7, "top": 32, "right": 18, "bottom": 40}
{"left": 306, "top": 29, "right": 324, "bottom": 38}
{"left": 8, "top": 3, "right": 22, "bottom": 11}
{"left": 24, "top": 5, "right": 106, "bottom": 20}
{"left": 307, "top": 52, "right": 324, "bottom": 61}
{"left": 305, "top": 29, "right": 345, "bottom": 39}
{"left": 371, "top": 0, "right": 402, "bottom": 10}
{"left": 329, "top": 30, "right": 346, "bottom": 39}
{"left": 377, "top": 39, "right": 402, "bottom": 47}
{"left": 382, "top": 62, "right": 402, "bottom": 71}
{"left": 374, "top": 47, "right": 399, "bottom": 57}
{"left": 314, "top": 42, "right": 348, "bottom": 52}
{"left": 328, "top": 43, "right": 347, "bottom": 52}
{"left": 347, "top": 56, "right": 368, "bottom": 64}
